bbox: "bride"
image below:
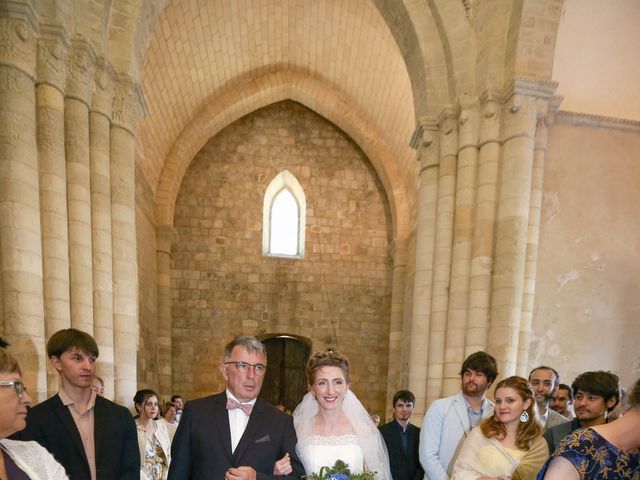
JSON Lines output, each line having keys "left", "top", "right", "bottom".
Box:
{"left": 291, "top": 349, "right": 391, "bottom": 479}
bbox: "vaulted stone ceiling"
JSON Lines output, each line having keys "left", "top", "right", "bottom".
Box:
{"left": 136, "top": 0, "right": 419, "bottom": 234}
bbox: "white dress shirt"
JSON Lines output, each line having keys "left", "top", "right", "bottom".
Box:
{"left": 226, "top": 389, "right": 256, "bottom": 453}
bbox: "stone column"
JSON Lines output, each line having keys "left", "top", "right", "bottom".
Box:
{"left": 0, "top": 9, "right": 47, "bottom": 401}
{"left": 408, "top": 120, "right": 439, "bottom": 415}
{"left": 156, "top": 224, "right": 176, "bottom": 400}
{"left": 65, "top": 40, "right": 95, "bottom": 333}
{"left": 111, "top": 76, "right": 145, "bottom": 406}
{"left": 487, "top": 86, "right": 539, "bottom": 376}
{"left": 426, "top": 107, "right": 457, "bottom": 405}
{"left": 385, "top": 240, "right": 407, "bottom": 415}
{"left": 442, "top": 97, "right": 481, "bottom": 396}
{"left": 465, "top": 92, "right": 502, "bottom": 357}
{"left": 91, "top": 62, "right": 115, "bottom": 398}
{"left": 36, "top": 30, "right": 71, "bottom": 396}
{"left": 517, "top": 108, "right": 555, "bottom": 375}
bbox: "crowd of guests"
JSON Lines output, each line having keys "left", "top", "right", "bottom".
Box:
{"left": 0, "top": 328, "right": 637, "bottom": 479}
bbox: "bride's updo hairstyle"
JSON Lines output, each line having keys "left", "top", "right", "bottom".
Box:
{"left": 306, "top": 349, "right": 350, "bottom": 385}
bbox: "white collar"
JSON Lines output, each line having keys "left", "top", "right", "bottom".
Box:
{"left": 225, "top": 389, "right": 257, "bottom": 406}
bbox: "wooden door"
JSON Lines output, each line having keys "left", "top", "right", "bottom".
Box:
{"left": 259, "top": 335, "right": 310, "bottom": 411}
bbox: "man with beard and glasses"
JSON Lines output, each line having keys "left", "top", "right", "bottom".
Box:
{"left": 528, "top": 366, "right": 569, "bottom": 432}
{"left": 419, "top": 351, "right": 498, "bottom": 480}
{"left": 544, "top": 371, "right": 620, "bottom": 454}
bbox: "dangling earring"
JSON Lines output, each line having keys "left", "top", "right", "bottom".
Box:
{"left": 519, "top": 411, "right": 529, "bottom": 423}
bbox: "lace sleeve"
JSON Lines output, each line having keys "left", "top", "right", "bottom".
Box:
{"left": 0, "top": 439, "right": 69, "bottom": 479}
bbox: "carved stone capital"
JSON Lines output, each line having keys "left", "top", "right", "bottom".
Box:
{"left": 0, "top": 12, "right": 37, "bottom": 78}
{"left": 112, "top": 74, "right": 148, "bottom": 133}
{"left": 66, "top": 38, "right": 96, "bottom": 103}
{"left": 37, "top": 27, "right": 69, "bottom": 90}
{"left": 504, "top": 76, "right": 558, "bottom": 103}
{"left": 92, "top": 59, "right": 114, "bottom": 117}
{"left": 417, "top": 117, "right": 439, "bottom": 169}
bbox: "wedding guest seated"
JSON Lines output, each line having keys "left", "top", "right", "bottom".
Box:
{"left": 0, "top": 338, "right": 67, "bottom": 479}
{"left": 451, "top": 376, "right": 548, "bottom": 480}
{"left": 134, "top": 389, "right": 171, "bottom": 480}
{"left": 538, "top": 377, "right": 640, "bottom": 479}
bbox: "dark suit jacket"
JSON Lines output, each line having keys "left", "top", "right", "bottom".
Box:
{"left": 543, "top": 417, "right": 581, "bottom": 454}
{"left": 168, "top": 392, "right": 304, "bottom": 480}
{"left": 14, "top": 393, "right": 139, "bottom": 480}
{"left": 379, "top": 420, "right": 424, "bottom": 480}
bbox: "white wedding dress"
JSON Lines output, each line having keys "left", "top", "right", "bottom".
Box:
{"left": 298, "top": 434, "right": 364, "bottom": 475}
{"left": 293, "top": 391, "right": 392, "bottom": 480}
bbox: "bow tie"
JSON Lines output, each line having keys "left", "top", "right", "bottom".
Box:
{"left": 226, "top": 398, "right": 253, "bottom": 416}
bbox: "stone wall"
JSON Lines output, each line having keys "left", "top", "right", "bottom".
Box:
{"left": 171, "top": 101, "right": 393, "bottom": 412}
{"left": 533, "top": 116, "right": 640, "bottom": 389}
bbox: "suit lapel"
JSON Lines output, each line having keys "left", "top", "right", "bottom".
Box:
{"left": 52, "top": 395, "right": 91, "bottom": 469}
{"left": 453, "top": 393, "right": 471, "bottom": 433}
{"left": 232, "top": 398, "right": 264, "bottom": 463}
{"left": 213, "top": 394, "right": 233, "bottom": 461}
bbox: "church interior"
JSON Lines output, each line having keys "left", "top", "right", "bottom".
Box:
{"left": 1, "top": 0, "right": 638, "bottom": 420}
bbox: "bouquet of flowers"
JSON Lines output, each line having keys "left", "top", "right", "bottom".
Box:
{"left": 304, "top": 460, "right": 376, "bottom": 480}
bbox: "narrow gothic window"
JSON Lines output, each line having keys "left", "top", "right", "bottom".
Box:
{"left": 263, "top": 171, "right": 306, "bottom": 258}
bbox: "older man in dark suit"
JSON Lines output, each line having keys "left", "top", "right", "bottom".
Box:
{"left": 16, "top": 329, "right": 139, "bottom": 479}
{"left": 168, "top": 335, "right": 304, "bottom": 480}
{"left": 379, "top": 390, "right": 424, "bottom": 480}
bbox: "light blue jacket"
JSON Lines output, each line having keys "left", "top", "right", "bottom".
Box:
{"left": 419, "top": 391, "right": 494, "bottom": 480}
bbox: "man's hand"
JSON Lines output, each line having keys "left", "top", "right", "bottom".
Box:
{"left": 225, "top": 466, "right": 257, "bottom": 480}
{"left": 273, "top": 452, "right": 292, "bottom": 475}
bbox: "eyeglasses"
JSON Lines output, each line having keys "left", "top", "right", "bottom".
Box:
{"left": 224, "top": 361, "right": 267, "bottom": 376}
{"left": 0, "top": 380, "right": 27, "bottom": 399}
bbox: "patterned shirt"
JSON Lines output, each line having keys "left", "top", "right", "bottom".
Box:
{"left": 537, "top": 427, "right": 639, "bottom": 480}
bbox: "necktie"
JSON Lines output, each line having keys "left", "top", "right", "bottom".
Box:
{"left": 226, "top": 398, "right": 253, "bottom": 416}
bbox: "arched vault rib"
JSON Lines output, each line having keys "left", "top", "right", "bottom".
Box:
{"left": 154, "top": 69, "right": 412, "bottom": 245}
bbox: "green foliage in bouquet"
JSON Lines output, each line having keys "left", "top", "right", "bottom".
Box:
{"left": 304, "top": 459, "right": 376, "bottom": 480}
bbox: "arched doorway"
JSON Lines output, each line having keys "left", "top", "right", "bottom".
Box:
{"left": 258, "top": 334, "right": 311, "bottom": 411}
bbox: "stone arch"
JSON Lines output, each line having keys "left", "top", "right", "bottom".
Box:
{"left": 154, "top": 68, "right": 412, "bottom": 244}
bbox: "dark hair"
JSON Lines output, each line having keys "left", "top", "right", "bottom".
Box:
{"left": 481, "top": 376, "right": 541, "bottom": 450}
{"left": 557, "top": 383, "right": 573, "bottom": 400}
{"left": 0, "top": 338, "right": 21, "bottom": 375}
{"left": 528, "top": 366, "right": 559, "bottom": 385}
{"left": 170, "top": 394, "right": 183, "bottom": 403}
{"left": 133, "top": 389, "right": 158, "bottom": 413}
{"left": 459, "top": 351, "right": 498, "bottom": 384}
{"left": 572, "top": 371, "right": 620, "bottom": 412}
{"left": 224, "top": 336, "right": 267, "bottom": 361}
{"left": 306, "top": 349, "right": 350, "bottom": 384}
{"left": 46, "top": 329, "right": 99, "bottom": 359}
{"left": 393, "top": 390, "right": 415, "bottom": 406}
{"left": 630, "top": 378, "right": 640, "bottom": 409}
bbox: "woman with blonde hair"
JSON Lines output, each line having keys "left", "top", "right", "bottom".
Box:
{"left": 451, "top": 376, "right": 548, "bottom": 480}
{"left": 0, "top": 339, "right": 67, "bottom": 479}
